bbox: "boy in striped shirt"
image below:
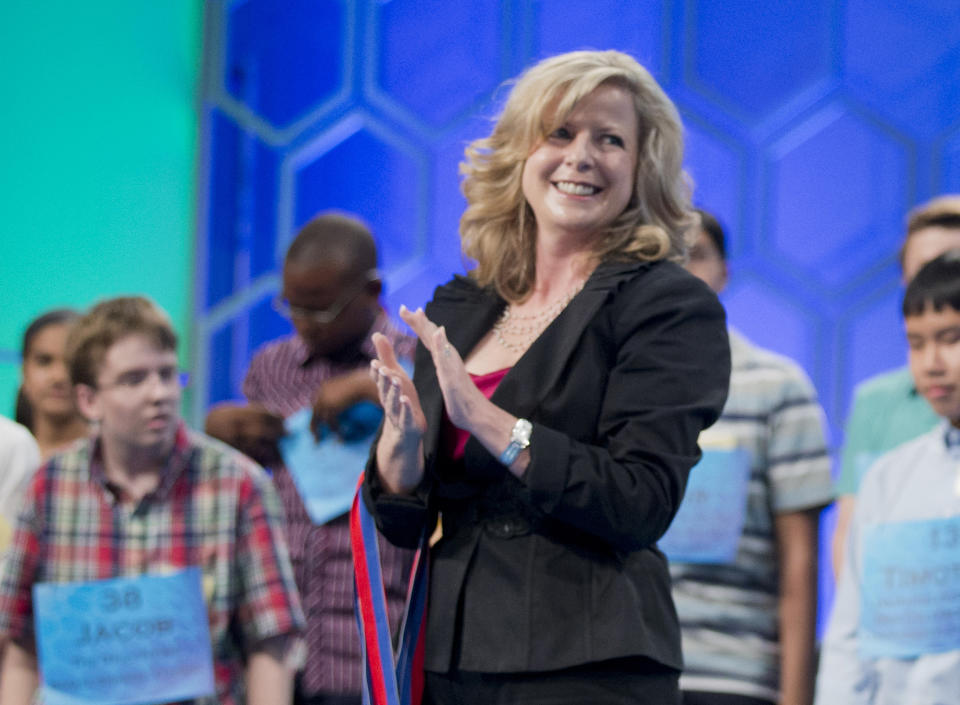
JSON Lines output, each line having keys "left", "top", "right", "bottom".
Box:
{"left": 675, "top": 210, "right": 833, "bottom": 705}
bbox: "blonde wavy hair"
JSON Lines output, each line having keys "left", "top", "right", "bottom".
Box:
{"left": 460, "top": 50, "right": 695, "bottom": 302}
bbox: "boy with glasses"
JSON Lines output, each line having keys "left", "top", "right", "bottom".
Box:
{"left": 677, "top": 210, "right": 833, "bottom": 705}
{"left": 206, "top": 213, "right": 413, "bottom": 705}
{"left": 0, "top": 296, "right": 304, "bottom": 705}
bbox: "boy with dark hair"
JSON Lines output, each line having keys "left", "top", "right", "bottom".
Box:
{"left": 206, "top": 213, "right": 413, "bottom": 705}
{"left": 832, "top": 195, "right": 960, "bottom": 576}
{"left": 678, "top": 209, "right": 833, "bottom": 705}
{"left": 0, "top": 296, "right": 304, "bottom": 705}
{"left": 816, "top": 250, "right": 960, "bottom": 703}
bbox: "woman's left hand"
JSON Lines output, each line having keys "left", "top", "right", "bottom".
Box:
{"left": 399, "top": 305, "right": 485, "bottom": 432}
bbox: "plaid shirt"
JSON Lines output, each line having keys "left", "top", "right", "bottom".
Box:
{"left": 0, "top": 424, "right": 305, "bottom": 705}
{"left": 243, "top": 311, "right": 415, "bottom": 697}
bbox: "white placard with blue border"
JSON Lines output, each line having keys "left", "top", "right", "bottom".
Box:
{"left": 33, "top": 567, "right": 214, "bottom": 705}
{"left": 659, "top": 433, "right": 750, "bottom": 564}
{"left": 279, "top": 400, "right": 383, "bottom": 525}
{"left": 860, "top": 514, "right": 960, "bottom": 659}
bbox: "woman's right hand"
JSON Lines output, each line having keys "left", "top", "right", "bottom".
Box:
{"left": 370, "top": 332, "right": 426, "bottom": 493}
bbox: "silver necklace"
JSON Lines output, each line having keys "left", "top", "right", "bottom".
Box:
{"left": 492, "top": 280, "right": 586, "bottom": 353}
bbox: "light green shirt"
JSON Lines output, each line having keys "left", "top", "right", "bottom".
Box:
{"left": 836, "top": 366, "right": 939, "bottom": 495}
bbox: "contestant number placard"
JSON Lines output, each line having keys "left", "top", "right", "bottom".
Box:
{"left": 659, "top": 445, "right": 750, "bottom": 564}
{"left": 861, "top": 515, "right": 960, "bottom": 659}
{"left": 33, "top": 567, "right": 215, "bottom": 705}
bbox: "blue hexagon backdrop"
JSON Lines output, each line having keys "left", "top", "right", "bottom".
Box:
{"left": 195, "top": 0, "right": 960, "bottom": 431}
{"left": 196, "top": 0, "right": 960, "bottom": 624}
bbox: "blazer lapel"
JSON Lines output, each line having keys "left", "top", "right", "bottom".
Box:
{"left": 417, "top": 263, "right": 649, "bottom": 454}
{"left": 419, "top": 278, "right": 504, "bottom": 461}
{"left": 491, "top": 260, "right": 650, "bottom": 418}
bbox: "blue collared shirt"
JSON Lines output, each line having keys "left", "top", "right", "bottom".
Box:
{"left": 816, "top": 422, "right": 960, "bottom": 705}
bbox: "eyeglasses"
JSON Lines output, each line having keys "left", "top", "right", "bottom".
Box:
{"left": 96, "top": 366, "right": 186, "bottom": 392}
{"left": 272, "top": 269, "right": 380, "bottom": 325}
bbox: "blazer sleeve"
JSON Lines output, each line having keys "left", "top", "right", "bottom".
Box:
{"left": 361, "top": 457, "right": 433, "bottom": 550}
{"left": 520, "top": 270, "right": 730, "bottom": 551}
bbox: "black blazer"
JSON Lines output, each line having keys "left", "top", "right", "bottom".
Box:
{"left": 364, "top": 259, "right": 730, "bottom": 674}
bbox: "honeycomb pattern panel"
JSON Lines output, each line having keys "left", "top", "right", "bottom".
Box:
{"left": 207, "top": 323, "right": 237, "bottom": 406}
{"left": 943, "top": 129, "right": 960, "bottom": 192}
{"left": 197, "top": 0, "right": 960, "bottom": 458}
{"left": 532, "top": 0, "right": 665, "bottom": 75}
{"left": 686, "top": 0, "right": 833, "bottom": 120}
{"left": 428, "top": 115, "right": 492, "bottom": 271}
{"left": 198, "top": 2, "right": 960, "bottom": 628}
{"left": 246, "top": 294, "right": 292, "bottom": 369}
{"left": 373, "top": 0, "right": 504, "bottom": 129}
{"left": 287, "top": 116, "right": 427, "bottom": 279}
{"left": 205, "top": 295, "right": 289, "bottom": 406}
{"left": 683, "top": 116, "right": 745, "bottom": 252}
{"left": 843, "top": 0, "right": 960, "bottom": 138}
{"left": 841, "top": 284, "right": 908, "bottom": 414}
{"left": 225, "top": 0, "right": 346, "bottom": 130}
{"left": 722, "top": 276, "right": 819, "bottom": 378}
{"left": 765, "top": 103, "right": 909, "bottom": 293}
{"left": 383, "top": 264, "right": 453, "bottom": 327}
{"left": 204, "top": 109, "right": 283, "bottom": 309}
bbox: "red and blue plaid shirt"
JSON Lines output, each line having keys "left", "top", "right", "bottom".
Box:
{"left": 0, "top": 423, "right": 305, "bottom": 705}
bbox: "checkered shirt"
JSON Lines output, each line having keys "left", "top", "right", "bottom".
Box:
{"left": 0, "top": 424, "right": 305, "bottom": 705}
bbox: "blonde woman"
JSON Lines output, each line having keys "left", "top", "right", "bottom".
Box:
{"left": 365, "top": 50, "right": 730, "bottom": 704}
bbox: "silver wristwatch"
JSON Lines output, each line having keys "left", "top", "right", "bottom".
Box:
{"left": 499, "top": 418, "right": 532, "bottom": 465}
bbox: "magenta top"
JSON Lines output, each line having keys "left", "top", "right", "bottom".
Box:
{"left": 443, "top": 367, "right": 510, "bottom": 460}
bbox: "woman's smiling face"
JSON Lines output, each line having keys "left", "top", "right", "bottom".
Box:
{"left": 521, "top": 83, "right": 639, "bottom": 244}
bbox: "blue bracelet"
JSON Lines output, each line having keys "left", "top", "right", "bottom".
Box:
{"left": 499, "top": 418, "right": 532, "bottom": 465}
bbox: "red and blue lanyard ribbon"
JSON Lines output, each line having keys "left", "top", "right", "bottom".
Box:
{"left": 351, "top": 476, "right": 428, "bottom": 705}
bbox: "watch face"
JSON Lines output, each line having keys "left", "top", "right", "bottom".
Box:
{"left": 500, "top": 419, "right": 532, "bottom": 465}
{"left": 512, "top": 419, "right": 532, "bottom": 446}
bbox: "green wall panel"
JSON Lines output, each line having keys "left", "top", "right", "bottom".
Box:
{"left": 0, "top": 0, "right": 201, "bottom": 417}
